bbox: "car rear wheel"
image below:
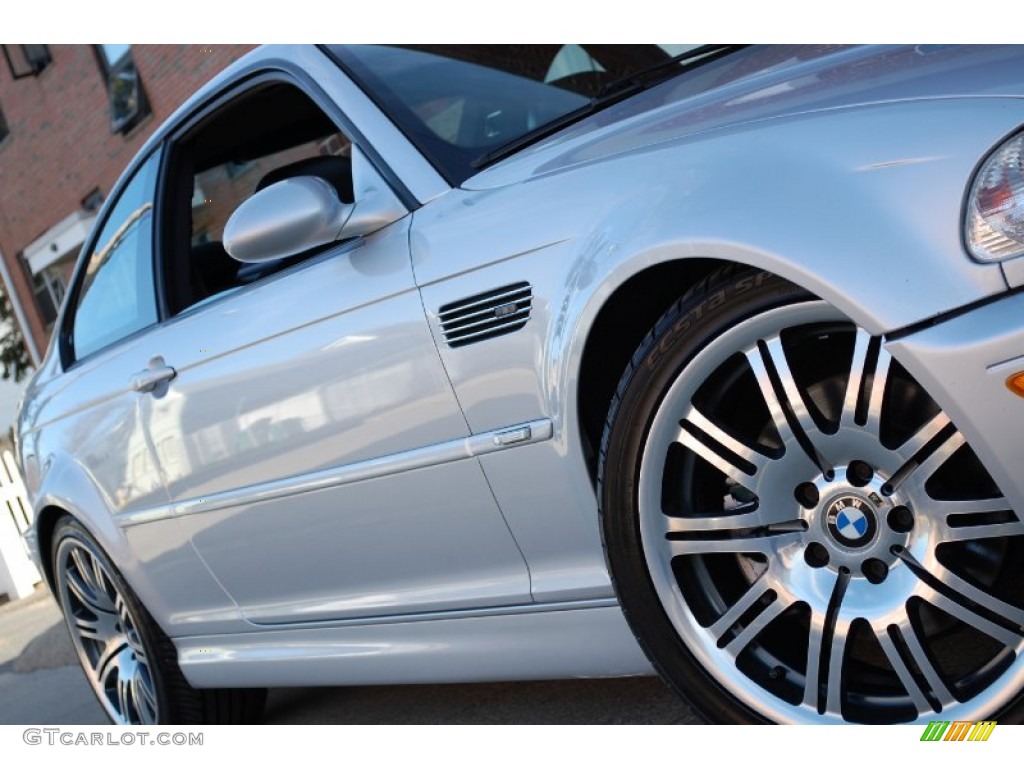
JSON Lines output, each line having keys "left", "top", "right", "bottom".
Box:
{"left": 52, "top": 517, "right": 266, "bottom": 724}
{"left": 600, "top": 267, "right": 1024, "bottom": 724}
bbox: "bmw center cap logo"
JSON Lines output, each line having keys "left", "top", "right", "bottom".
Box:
{"left": 826, "top": 496, "right": 877, "bottom": 548}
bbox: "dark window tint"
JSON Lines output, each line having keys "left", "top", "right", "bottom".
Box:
{"left": 71, "top": 152, "right": 161, "bottom": 360}
{"left": 331, "top": 45, "right": 689, "bottom": 184}
{"left": 170, "top": 82, "right": 352, "bottom": 313}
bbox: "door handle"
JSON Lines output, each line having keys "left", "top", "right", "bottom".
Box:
{"left": 131, "top": 356, "right": 177, "bottom": 394}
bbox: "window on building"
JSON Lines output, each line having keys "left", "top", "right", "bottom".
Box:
{"left": 2, "top": 44, "right": 50, "bottom": 80}
{"left": 94, "top": 44, "right": 150, "bottom": 134}
{"left": 26, "top": 266, "right": 58, "bottom": 327}
{"left": 0, "top": 103, "right": 8, "bottom": 144}
{"left": 81, "top": 188, "right": 104, "bottom": 213}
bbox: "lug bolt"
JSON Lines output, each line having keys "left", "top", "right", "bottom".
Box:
{"left": 794, "top": 482, "right": 819, "bottom": 509}
{"left": 862, "top": 558, "right": 889, "bottom": 584}
{"left": 887, "top": 506, "right": 914, "bottom": 533}
{"left": 847, "top": 460, "right": 874, "bottom": 487}
{"left": 805, "top": 542, "right": 830, "bottom": 568}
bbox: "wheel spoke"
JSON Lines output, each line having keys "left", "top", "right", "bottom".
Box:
{"left": 823, "top": 622, "right": 848, "bottom": 715}
{"left": 136, "top": 675, "right": 157, "bottom": 724}
{"left": 840, "top": 329, "right": 871, "bottom": 428}
{"left": 74, "top": 613, "right": 113, "bottom": 644}
{"left": 663, "top": 505, "right": 799, "bottom": 534}
{"left": 709, "top": 574, "right": 772, "bottom": 640}
{"left": 678, "top": 406, "right": 767, "bottom": 483}
{"left": 65, "top": 569, "right": 111, "bottom": 615}
{"left": 803, "top": 613, "right": 825, "bottom": 709}
{"left": 885, "top": 620, "right": 954, "bottom": 708}
{"left": 803, "top": 568, "right": 850, "bottom": 713}
{"left": 941, "top": 519, "right": 1024, "bottom": 543}
{"left": 888, "top": 430, "right": 965, "bottom": 494}
{"left": 804, "top": 615, "right": 850, "bottom": 714}
{"left": 90, "top": 557, "right": 109, "bottom": 602}
{"left": 931, "top": 563, "right": 1024, "bottom": 627}
{"left": 724, "top": 594, "right": 789, "bottom": 654}
{"left": 930, "top": 496, "right": 1011, "bottom": 516}
{"left": 864, "top": 344, "right": 892, "bottom": 438}
{"left": 666, "top": 531, "right": 802, "bottom": 557}
{"left": 895, "top": 546, "right": 1024, "bottom": 645}
{"left": 927, "top": 591, "right": 1024, "bottom": 647}
{"left": 70, "top": 548, "right": 94, "bottom": 588}
{"left": 745, "top": 345, "right": 797, "bottom": 448}
{"left": 896, "top": 412, "right": 951, "bottom": 458}
{"left": 68, "top": 548, "right": 115, "bottom": 613}
{"left": 875, "top": 626, "right": 935, "bottom": 715}
{"left": 93, "top": 639, "right": 128, "bottom": 681}
{"left": 746, "top": 340, "right": 829, "bottom": 476}
{"left": 760, "top": 337, "right": 830, "bottom": 461}
{"left": 116, "top": 673, "right": 133, "bottom": 722}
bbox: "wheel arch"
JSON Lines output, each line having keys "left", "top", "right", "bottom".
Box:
{"left": 575, "top": 257, "right": 728, "bottom": 484}
{"left": 33, "top": 503, "right": 71, "bottom": 593}
{"left": 569, "top": 249, "right": 860, "bottom": 489}
{"left": 28, "top": 454, "right": 155, "bottom": 615}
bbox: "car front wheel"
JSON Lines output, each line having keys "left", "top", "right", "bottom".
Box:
{"left": 600, "top": 267, "right": 1024, "bottom": 724}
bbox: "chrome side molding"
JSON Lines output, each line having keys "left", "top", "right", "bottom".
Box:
{"left": 116, "top": 418, "right": 553, "bottom": 528}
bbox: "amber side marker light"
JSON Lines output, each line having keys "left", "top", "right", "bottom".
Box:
{"left": 1007, "top": 372, "right": 1024, "bottom": 397}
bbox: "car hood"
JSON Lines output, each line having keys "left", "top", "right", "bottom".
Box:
{"left": 464, "top": 44, "right": 1024, "bottom": 190}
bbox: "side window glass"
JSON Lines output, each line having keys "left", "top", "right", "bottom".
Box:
{"left": 178, "top": 83, "right": 352, "bottom": 312}
{"left": 544, "top": 45, "right": 606, "bottom": 83}
{"left": 71, "top": 151, "right": 160, "bottom": 360}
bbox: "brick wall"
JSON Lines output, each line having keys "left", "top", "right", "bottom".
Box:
{"left": 0, "top": 44, "right": 256, "bottom": 358}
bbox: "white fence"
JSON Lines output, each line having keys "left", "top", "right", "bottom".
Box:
{"left": 0, "top": 449, "right": 40, "bottom": 601}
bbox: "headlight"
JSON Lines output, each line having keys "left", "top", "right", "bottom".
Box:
{"left": 966, "top": 131, "right": 1024, "bottom": 262}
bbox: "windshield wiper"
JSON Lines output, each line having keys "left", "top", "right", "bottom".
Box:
{"left": 472, "top": 44, "right": 745, "bottom": 171}
{"left": 595, "top": 44, "right": 745, "bottom": 100}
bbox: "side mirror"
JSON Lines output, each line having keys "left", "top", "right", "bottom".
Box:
{"left": 223, "top": 149, "right": 406, "bottom": 264}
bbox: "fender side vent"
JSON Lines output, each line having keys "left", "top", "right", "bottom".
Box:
{"left": 439, "top": 282, "right": 532, "bottom": 348}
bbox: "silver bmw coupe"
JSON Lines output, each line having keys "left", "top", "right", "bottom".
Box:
{"left": 16, "top": 44, "right": 1024, "bottom": 725}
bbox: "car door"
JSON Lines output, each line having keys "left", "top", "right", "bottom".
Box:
{"left": 137, "top": 73, "right": 530, "bottom": 625}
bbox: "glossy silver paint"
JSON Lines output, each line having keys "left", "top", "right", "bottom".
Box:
{"left": 224, "top": 176, "right": 354, "bottom": 263}
{"left": 176, "top": 601, "right": 651, "bottom": 688}
{"left": 16, "top": 45, "right": 1024, "bottom": 701}
{"left": 116, "top": 419, "right": 553, "bottom": 527}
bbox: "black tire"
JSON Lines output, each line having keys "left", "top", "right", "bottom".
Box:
{"left": 52, "top": 516, "right": 266, "bottom": 724}
{"left": 599, "top": 266, "right": 1024, "bottom": 724}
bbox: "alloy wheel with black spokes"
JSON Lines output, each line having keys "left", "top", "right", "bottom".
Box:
{"left": 54, "top": 520, "right": 161, "bottom": 724}
{"left": 600, "top": 268, "right": 1024, "bottom": 724}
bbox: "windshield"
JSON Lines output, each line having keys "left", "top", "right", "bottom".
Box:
{"left": 328, "top": 45, "right": 705, "bottom": 186}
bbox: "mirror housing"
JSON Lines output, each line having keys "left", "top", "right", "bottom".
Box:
{"left": 223, "top": 148, "right": 406, "bottom": 264}
{"left": 224, "top": 176, "right": 348, "bottom": 263}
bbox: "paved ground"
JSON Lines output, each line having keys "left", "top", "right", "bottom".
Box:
{"left": 0, "top": 586, "right": 698, "bottom": 725}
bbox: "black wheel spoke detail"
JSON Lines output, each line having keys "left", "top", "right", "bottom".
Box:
{"left": 804, "top": 567, "right": 851, "bottom": 714}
